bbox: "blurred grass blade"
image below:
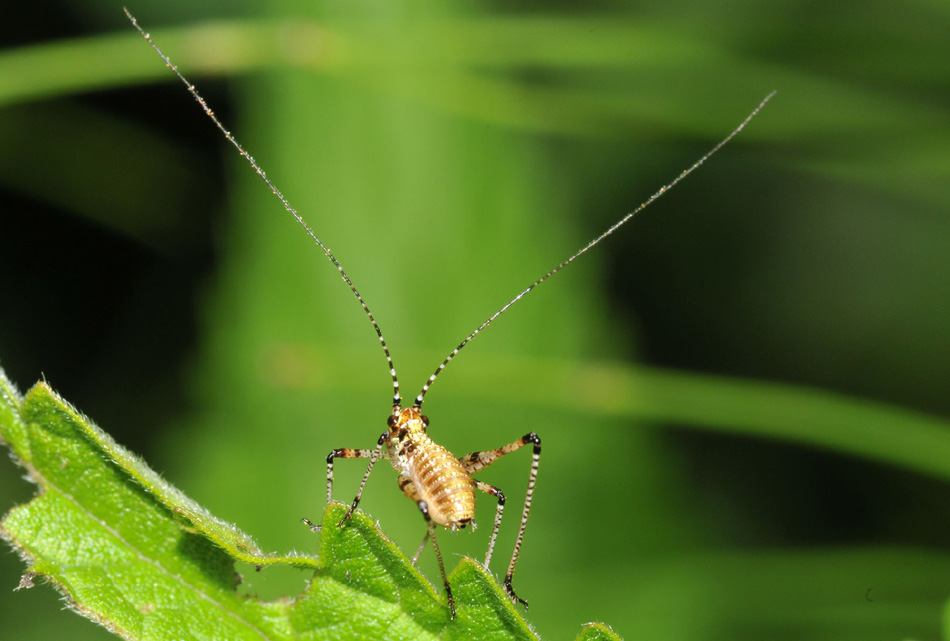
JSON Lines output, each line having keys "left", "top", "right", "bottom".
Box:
{"left": 622, "top": 365, "right": 950, "bottom": 482}
{"left": 0, "top": 17, "right": 940, "bottom": 140}
{"left": 419, "top": 353, "right": 950, "bottom": 482}
{"left": 0, "top": 21, "right": 277, "bottom": 106}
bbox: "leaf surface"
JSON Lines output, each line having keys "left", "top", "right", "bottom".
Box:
{"left": 0, "top": 368, "right": 616, "bottom": 640}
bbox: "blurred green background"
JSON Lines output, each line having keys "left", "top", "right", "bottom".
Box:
{"left": 1, "top": 0, "right": 949, "bottom": 639}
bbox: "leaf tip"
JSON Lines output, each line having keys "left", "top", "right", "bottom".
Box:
{"left": 16, "top": 570, "right": 36, "bottom": 590}
{"left": 576, "top": 621, "right": 624, "bottom": 641}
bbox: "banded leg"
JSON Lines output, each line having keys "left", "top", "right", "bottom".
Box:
{"left": 327, "top": 431, "right": 388, "bottom": 527}
{"left": 418, "top": 500, "right": 456, "bottom": 619}
{"left": 411, "top": 529, "right": 429, "bottom": 566}
{"left": 473, "top": 481, "right": 505, "bottom": 568}
{"left": 459, "top": 432, "right": 541, "bottom": 609}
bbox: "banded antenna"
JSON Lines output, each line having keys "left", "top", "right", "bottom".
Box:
{"left": 127, "top": 9, "right": 772, "bottom": 414}
{"left": 124, "top": 9, "right": 403, "bottom": 408}
{"left": 412, "top": 91, "right": 775, "bottom": 409}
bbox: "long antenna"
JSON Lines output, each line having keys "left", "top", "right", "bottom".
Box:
{"left": 413, "top": 91, "right": 775, "bottom": 408}
{"left": 124, "top": 9, "right": 403, "bottom": 408}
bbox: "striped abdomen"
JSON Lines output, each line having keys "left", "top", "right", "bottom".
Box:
{"left": 406, "top": 436, "right": 475, "bottom": 528}
{"left": 388, "top": 407, "right": 475, "bottom": 529}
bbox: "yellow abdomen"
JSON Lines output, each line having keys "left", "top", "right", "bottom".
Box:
{"left": 389, "top": 436, "right": 473, "bottom": 529}
{"left": 388, "top": 406, "right": 476, "bottom": 529}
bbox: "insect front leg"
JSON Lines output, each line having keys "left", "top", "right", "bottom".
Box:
{"left": 459, "top": 431, "right": 541, "bottom": 609}
{"left": 327, "top": 431, "right": 389, "bottom": 527}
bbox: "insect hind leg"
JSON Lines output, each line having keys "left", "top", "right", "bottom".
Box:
{"left": 472, "top": 480, "right": 505, "bottom": 568}
{"left": 417, "top": 500, "right": 456, "bottom": 619}
{"left": 411, "top": 528, "right": 430, "bottom": 566}
{"left": 395, "top": 474, "right": 431, "bottom": 565}
{"left": 460, "top": 431, "right": 541, "bottom": 609}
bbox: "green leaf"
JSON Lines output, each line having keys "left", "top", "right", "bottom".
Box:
{"left": 0, "top": 367, "right": 618, "bottom": 640}
{"left": 573, "top": 623, "right": 623, "bottom": 641}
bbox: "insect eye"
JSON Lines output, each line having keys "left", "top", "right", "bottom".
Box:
{"left": 387, "top": 415, "right": 397, "bottom": 428}
{"left": 421, "top": 415, "right": 429, "bottom": 427}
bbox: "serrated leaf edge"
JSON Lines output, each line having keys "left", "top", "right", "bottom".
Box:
{"left": 23, "top": 381, "right": 319, "bottom": 570}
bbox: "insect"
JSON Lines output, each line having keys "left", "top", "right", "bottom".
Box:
{"left": 126, "top": 8, "right": 773, "bottom": 620}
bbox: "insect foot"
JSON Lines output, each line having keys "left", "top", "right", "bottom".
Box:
{"left": 504, "top": 575, "right": 529, "bottom": 610}
{"left": 300, "top": 517, "right": 321, "bottom": 533}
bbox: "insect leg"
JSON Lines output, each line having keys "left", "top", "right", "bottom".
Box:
{"left": 327, "top": 431, "right": 388, "bottom": 527}
{"left": 459, "top": 432, "right": 541, "bottom": 609}
{"left": 411, "top": 529, "right": 430, "bottom": 566}
{"left": 418, "top": 500, "right": 455, "bottom": 619}
{"left": 472, "top": 481, "right": 505, "bottom": 568}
